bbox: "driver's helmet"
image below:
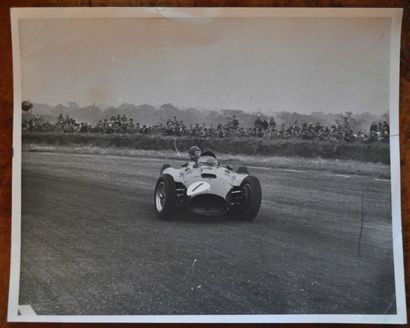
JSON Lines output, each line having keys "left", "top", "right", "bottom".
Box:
{"left": 201, "top": 149, "right": 216, "bottom": 158}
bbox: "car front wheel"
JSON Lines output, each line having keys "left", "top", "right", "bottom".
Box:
{"left": 154, "top": 174, "right": 176, "bottom": 219}
{"left": 239, "top": 176, "right": 262, "bottom": 220}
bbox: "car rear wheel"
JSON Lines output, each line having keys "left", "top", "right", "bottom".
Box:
{"left": 239, "top": 176, "right": 262, "bottom": 220}
{"left": 154, "top": 174, "right": 176, "bottom": 219}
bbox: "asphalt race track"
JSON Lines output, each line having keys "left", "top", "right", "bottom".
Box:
{"left": 19, "top": 152, "right": 395, "bottom": 315}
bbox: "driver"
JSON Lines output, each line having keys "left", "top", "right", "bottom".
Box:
{"left": 201, "top": 149, "right": 217, "bottom": 159}
{"left": 199, "top": 149, "right": 219, "bottom": 167}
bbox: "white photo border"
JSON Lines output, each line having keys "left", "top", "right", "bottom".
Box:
{"left": 8, "top": 7, "right": 406, "bottom": 324}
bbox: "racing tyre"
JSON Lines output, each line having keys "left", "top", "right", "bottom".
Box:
{"left": 160, "top": 164, "right": 171, "bottom": 174}
{"left": 154, "top": 174, "right": 176, "bottom": 219}
{"left": 237, "top": 166, "right": 249, "bottom": 174}
{"left": 239, "top": 176, "right": 262, "bottom": 221}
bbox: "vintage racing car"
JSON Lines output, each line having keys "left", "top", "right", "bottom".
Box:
{"left": 154, "top": 151, "right": 262, "bottom": 220}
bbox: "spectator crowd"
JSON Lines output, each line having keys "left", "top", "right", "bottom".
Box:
{"left": 22, "top": 113, "right": 390, "bottom": 142}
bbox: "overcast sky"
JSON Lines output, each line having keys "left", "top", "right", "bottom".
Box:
{"left": 19, "top": 17, "right": 391, "bottom": 114}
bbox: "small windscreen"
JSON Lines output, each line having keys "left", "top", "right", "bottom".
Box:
{"left": 198, "top": 156, "right": 218, "bottom": 167}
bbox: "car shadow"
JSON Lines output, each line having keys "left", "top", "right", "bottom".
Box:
{"left": 158, "top": 209, "right": 250, "bottom": 224}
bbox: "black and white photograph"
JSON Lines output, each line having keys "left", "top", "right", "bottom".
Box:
{"left": 9, "top": 7, "right": 406, "bottom": 323}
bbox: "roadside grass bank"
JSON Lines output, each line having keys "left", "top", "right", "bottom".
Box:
{"left": 23, "top": 132, "right": 390, "bottom": 164}
{"left": 23, "top": 144, "right": 390, "bottom": 179}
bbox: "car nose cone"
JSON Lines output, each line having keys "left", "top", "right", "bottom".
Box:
{"left": 187, "top": 181, "right": 211, "bottom": 196}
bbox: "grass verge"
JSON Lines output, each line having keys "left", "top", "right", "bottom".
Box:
{"left": 23, "top": 132, "right": 390, "bottom": 164}
{"left": 23, "top": 144, "right": 390, "bottom": 179}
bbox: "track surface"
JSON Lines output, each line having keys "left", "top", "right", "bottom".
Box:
{"left": 20, "top": 152, "right": 395, "bottom": 315}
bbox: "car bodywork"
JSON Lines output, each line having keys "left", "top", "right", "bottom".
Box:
{"left": 154, "top": 156, "right": 262, "bottom": 219}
